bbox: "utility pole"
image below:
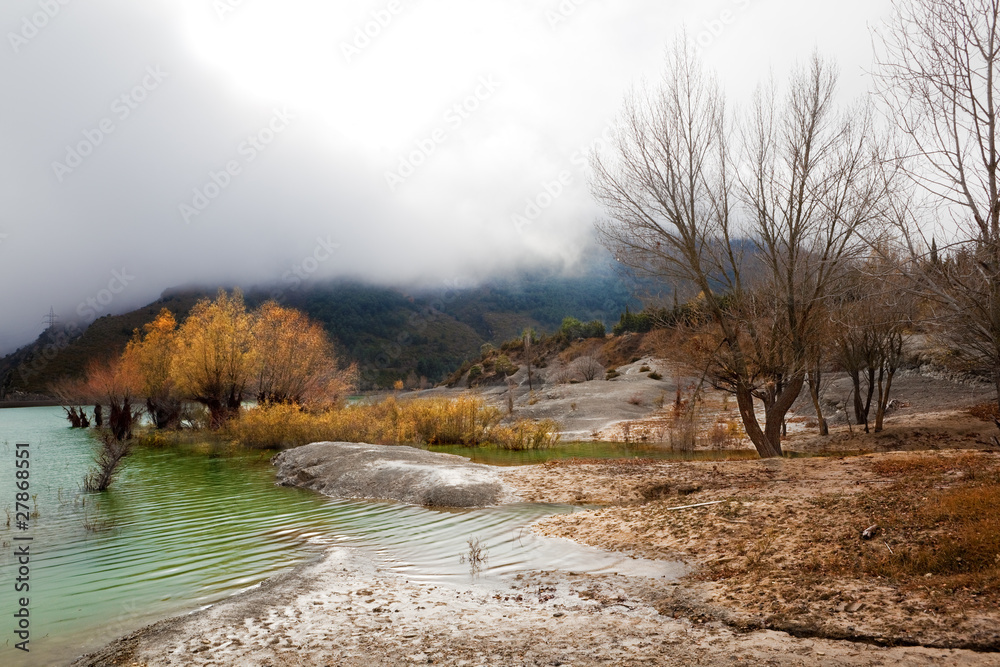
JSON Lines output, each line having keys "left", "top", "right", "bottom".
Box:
{"left": 43, "top": 307, "right": 58, "bottom": 330}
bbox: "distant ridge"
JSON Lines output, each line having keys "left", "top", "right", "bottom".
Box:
{"left": 0, "top": 270, "right": 638, "bottom": 395}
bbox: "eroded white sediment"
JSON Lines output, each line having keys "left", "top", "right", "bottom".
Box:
{"left": 272, "top": 441, "right": 506, "bottom": 507}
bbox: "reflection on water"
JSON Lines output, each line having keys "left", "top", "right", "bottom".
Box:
{"left": 0, "top": 408, "right": 680, "bottom": 666}
{"left": 427, "top": 440, "right": 761, "bottom": 465}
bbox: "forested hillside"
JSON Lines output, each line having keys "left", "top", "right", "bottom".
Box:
{"left": 0, "top": 271, "right": 637, "bottom": 394}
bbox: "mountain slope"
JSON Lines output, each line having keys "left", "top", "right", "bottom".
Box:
{"left": 1, "top": 272, "right": 639, "bottom": 394}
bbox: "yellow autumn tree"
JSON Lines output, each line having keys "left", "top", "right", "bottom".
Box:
{"left": 122, "top": 308, "right": 182, "bottom": 429}
{"left": 171, "top": 290, "right": 256, "bottom": 427}
{"left": 251, "top": 301, "right": 356, "bottom": 408}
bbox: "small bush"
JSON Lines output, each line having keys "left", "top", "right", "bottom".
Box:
{"left": 707, "top": 419, "right": 742, "bottom": 449}
{"left": 639, "top": 365, "right": 651, "bottom": 373}
{"left": 559, "top": 317, "right": 606, "bottom": 342}
{"left": 648, "top": 371, "right": 663, "bottom": 380}
{"left": 572, "top": 355, "right": 605, "bottom": 381}
{"left": 227, "top": 395, "right": 541, "bottom": 450}
{"left": 494, "top": 354, "right": 518, "bottom": 377}
{"left": 489, "top": 419, "right": 561, "bottom": 450}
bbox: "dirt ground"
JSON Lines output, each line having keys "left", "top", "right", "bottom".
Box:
{"left": 507, "top": 448, "right": 1000, "bottom": 654}
{"left": 73, "top": 542, "right": 999, "bottom": 667}
{"left": 73, "top": 366, "right": 1000, "bottom": 666}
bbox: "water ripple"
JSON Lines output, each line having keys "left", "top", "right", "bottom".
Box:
{"left": 0, "top": 407, "right": 680, "bottom": 667}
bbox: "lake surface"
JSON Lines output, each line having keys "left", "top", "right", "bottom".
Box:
{"left": 0, "top": 407, "right": 679, "bottom": 666}
{"left": 427, "top": 440, "right": 760, "bottom": 465}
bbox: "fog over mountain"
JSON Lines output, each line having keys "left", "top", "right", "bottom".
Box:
{"left": 0, "top": 0, "right": 890, "bottom": 354}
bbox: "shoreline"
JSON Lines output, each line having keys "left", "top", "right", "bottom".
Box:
{"left": 69, "top": 542, "right": 999, "bottom": 667}
{"left": 0, "top": 399, "right": 62, "bottom": 408}
{"left": 512, "top": 448, "right": 1000, "bottom": 654}
{"left": 74, "top": 433, "right": 1000, "bottom": 665}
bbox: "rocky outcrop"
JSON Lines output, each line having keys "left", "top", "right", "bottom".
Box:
{"left": 272, "top": 441, "right": 504, "bottom": 507}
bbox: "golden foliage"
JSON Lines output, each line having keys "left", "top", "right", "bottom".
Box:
{"left": 251, "top": 301, "right": 355, "bottom": 407}
{"left": 122, "top": 308, "right": 178, "bottom": 401}
{"left": 488, "top": 419, "right": 561, "bottom": 450}
{"left": 170, "top": 289, "right": 256, "bottom": 425}
{"left": 226, "top": 395, "right": 559, "bottom": 451}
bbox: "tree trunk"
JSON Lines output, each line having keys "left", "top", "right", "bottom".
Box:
{"left": 807, "top": 368, "right": 829, "bottom": 436}
{"left": 735, "top": 384, "right": 780, "bottom": 458}
{"left": 147, "top": 398, "right": 181, "bottom": 430}
{"left": 851, "top": 368, "right": 875, "bottom": 433}
{"left": 850, "top": 370, "right": 864, "bottom": 427}
{"left": 65, "top": 407, "right": 82, "bottom": 428}
{"left": 108, "top": 398, "right": 135, "bottom": 441}
{"left": 735, "top": 375, "right": 803, "bottom": 458}
{"left": 995, "top": 361, "right": 1000, "bottom": 418}
{"left": 204, "top": 389, "right": 244, "bottom": 428}
{"left": 862, "top": 367, "right": 875, "bottom": 433}
{"left": 765, "top": 373, "right": 805, "bottom": 456}
{"left": 204, "top": 398, "right": 227, "bottom": 429}
{"left": 874, "top": 367, "right": 895, "bottom": 433}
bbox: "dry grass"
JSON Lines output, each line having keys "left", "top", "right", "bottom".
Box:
{"left": 968, "top": 401, "right": 1000, "bottom": 422}
{"left": 526, "top": 443, "right": 1000, "bottom": 648}
{"left": 489, "top": 419, "right": 561, "bottom": 450}
{"left": 226, "top": 396, "right": 559, "bottom": 451}
{"left": 835, "top": 455, "right": 1000, "bottom": 591}
{"left": 706, "top": 419, "right": 743, "bottom": 450}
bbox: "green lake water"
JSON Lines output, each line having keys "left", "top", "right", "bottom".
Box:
{"left": 428, "top": 441, "right": 761, "bottom": 465}
{"left": 0, "top": 407, "right": 682, "bottom": 666}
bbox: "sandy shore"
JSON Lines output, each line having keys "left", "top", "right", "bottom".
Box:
{"left": 73, "top": 544, "right": 998, "bottom": 666}
{"left": 506, "top": 448, "right": 1000, "bottom": 655}
{"left": 74, "top": 436, "right": 1000, "bottom": 666}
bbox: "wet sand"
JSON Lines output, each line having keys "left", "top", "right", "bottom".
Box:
{"left": 71, "top": 545, "right": 998, "bottom": 666}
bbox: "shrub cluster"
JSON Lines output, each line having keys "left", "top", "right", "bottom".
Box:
{"left": 226, "top": 395, "right": 560, "bottom": 451}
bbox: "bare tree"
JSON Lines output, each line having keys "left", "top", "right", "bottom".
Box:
{"left": 594, "top": 40, "right": 889, "bottom": 457}
{"left": 572, "top": 355, "right": 605, "bottom": 382}
{"left": 831, "top": 257, "right": 914, "bottom": 433}
{"left": 874, "top": 0, "right": 1000, "bottom": 412}
{"left": 83, "top": 431, "right": 133, "bottom": 492}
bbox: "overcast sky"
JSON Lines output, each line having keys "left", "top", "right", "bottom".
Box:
{"left": 0, "top": 0, "right": 894, "bottom": 353}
